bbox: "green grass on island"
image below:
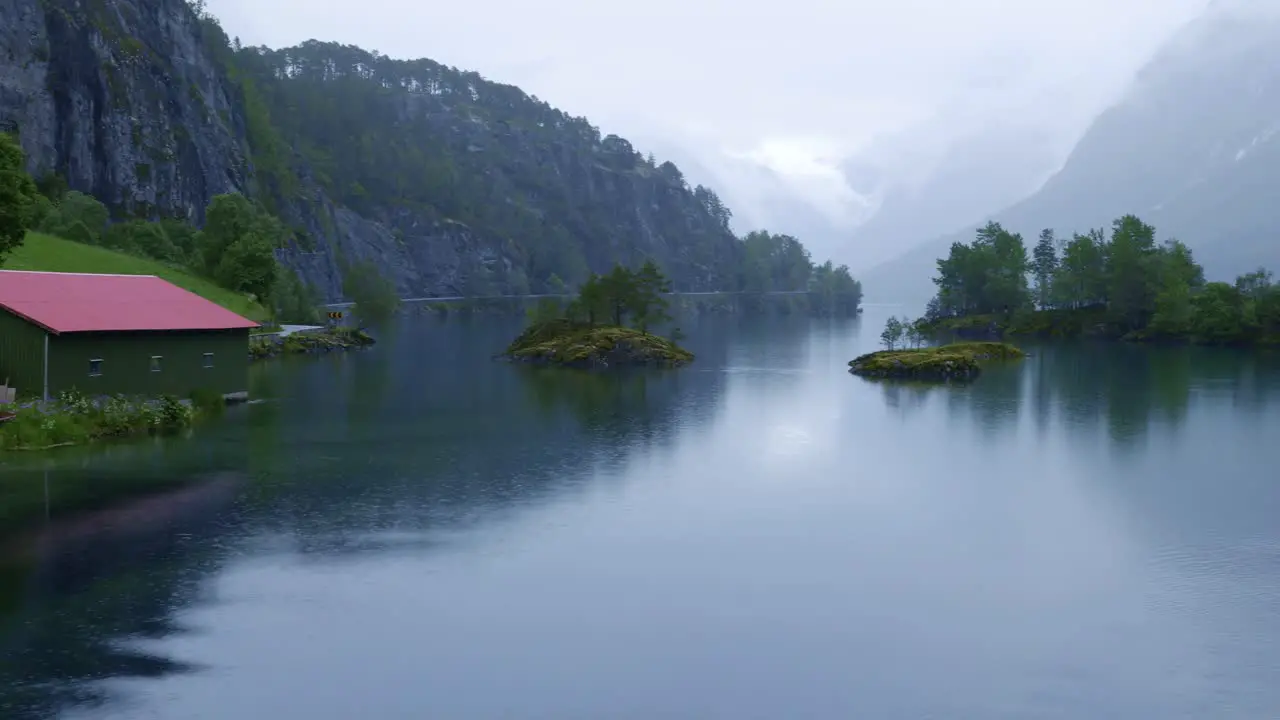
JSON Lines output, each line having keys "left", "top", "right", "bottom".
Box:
{"left": 848, "top": 342, "right": 1025, "bottom": 382}
{"left": 4, "top": 232, "right": 269, "bottom": 322}
{"left": 503, "top": 319, "right": 694, "bottom": 368}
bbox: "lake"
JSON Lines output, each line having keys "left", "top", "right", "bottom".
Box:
{"left": 2, "top": 309, "right": 1280, "bottom": 719}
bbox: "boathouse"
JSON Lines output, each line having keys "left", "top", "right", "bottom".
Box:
{"left": 0, "top": 270, "right": 258, "bottom": 400}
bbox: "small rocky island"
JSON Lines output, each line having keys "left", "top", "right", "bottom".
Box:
{"left": 500, "top": 262, "right": 694, "bottom": 369}
{"left": 848, "top": 342, "right": 1025, "bottom": 381}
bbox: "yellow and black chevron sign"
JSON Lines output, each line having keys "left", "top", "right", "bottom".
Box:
{"left": 327, "top": 311, "right": 344, "bottom": 320}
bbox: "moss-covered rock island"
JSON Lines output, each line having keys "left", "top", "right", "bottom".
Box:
{"left": 500, "top": 261, "right": 694, "bottom": 368}
{"left": 848, "top": 342, "right": 1025, "bottom": 382}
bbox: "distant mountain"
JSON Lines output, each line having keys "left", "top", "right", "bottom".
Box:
{"left": 842, "top": 120, "right": 1060, "bottom": 271}
{"left": 637, "top": 137, "right": 868, "bottom": 264}
{"left": 862, "top": 2, "right": 1280, "bottom": 309}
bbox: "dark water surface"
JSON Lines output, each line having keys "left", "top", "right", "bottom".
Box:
{"left": 3, "top": 310, "right": 1280, "bottom": 719}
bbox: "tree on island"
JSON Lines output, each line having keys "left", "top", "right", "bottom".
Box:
{"left": 880, "top": 317, "right": 905, "bottom": 350}
{"left": 505, "top": 260, "right": 693, "bottom": 367}
{"left": 566, "top": 260, "right": 673, "bottom": 332}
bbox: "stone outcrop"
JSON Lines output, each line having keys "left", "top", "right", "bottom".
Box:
{"left": 0, "top": 0, "right": 743, "bottom": 301}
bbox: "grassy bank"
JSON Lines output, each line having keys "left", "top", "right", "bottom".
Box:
{"left": 0, "top": 389, "right": 221, "bottom": 452}
{"left": 4, "top": 232, "right": 269, "bottom": 321}
{"left": 249, "top": 326, "right": 376, "bottom": 361}
{"left": 503, "top": 320, "right": 694, "bottom": 368}
{"left": 849, "top": 341, "right": 1025, "bottom": 382}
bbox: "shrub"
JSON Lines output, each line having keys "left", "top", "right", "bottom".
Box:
{"left": 188, "top": 388, "right": 225, "bottom": 415}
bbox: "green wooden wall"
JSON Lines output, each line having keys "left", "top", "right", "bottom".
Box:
{"left": 0, "top": 309, "right": 47, "bottom": 398}
{"left": 48, "top": 328, "right": 250, "bottom": 397}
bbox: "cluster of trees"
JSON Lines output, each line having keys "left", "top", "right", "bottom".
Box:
{"left": 569, "top": 261, "right": 673, "bottom": 331}
{"left": 530, "top": 261, "right": 674, "bottom": 333}
{"left": 926, "top": 215, "right": 1280, "bottom": 344}
{"left": 738, "top": 230, "right": 864, "bottom": 314}
{"left": 185, "top": 6, "right": 859, "bottom": 303}
{"left": 0, "top": 133, "right": 39, "bottom": 263}
{"left": 0, "top": 133, "right": 321, "bottom": 323}
{"left": 878, "top": 316, "right": 930, "bottom": 351}
{"left": 342, "top": 259, "right": 401, "bottom": 323}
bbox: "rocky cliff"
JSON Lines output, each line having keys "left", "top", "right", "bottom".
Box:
{"left": 0, "top": 0, "right": 744, "bottom": 301}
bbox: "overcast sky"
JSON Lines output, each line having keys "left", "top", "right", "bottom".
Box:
{"left": 205, "top": 0, "right": 1210, "bottom": 235}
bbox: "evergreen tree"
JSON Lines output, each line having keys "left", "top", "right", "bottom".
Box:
{"left": 1031, "top": 228, "right": 1058, "bottom": 310}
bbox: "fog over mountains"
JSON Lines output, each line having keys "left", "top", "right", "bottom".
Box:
{"left": 855, "top": 0, "right": 1280, "bottom": 308}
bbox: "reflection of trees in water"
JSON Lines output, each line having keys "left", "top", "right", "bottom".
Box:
{"left": 0, "top": 316, "right": 738, "bottom": 715}
{"left": 931, "top": 343, "right": 1277, "bottom": 450}
{"left": 717, "top": 316, "right": 817, "bottom": 371}
{"left": 149, "top": 316, "right": 733, "bottom": 563}
{"left": 520, "top": 367, "right": 666, "bottom": 434}
{"left": 877, "top": 381, "right": 938, "bottom": 417}
{"left": 0, "top": 474, "right": 243, "bottom": 720}
{"left": 246, "top": 361, "right": 728, "bottom": 562}
{"left": 945, "top": 364, "right": 1024, "bottom": 438}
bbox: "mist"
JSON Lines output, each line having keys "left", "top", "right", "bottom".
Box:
{"left": 206, "top": 0, "right": 1213, "bottom": 264}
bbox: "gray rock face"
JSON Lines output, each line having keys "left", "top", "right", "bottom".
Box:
{"left": 0, "top": 0, "right": 743, "bottom": 302}
{"left": 0, "top": 0, "right": 248, "bottom": 222}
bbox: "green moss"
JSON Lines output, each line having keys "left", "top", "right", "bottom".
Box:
{"left": 503, "top": 320, "right": 694, "bottom": 368}
{"left": 848, "top": 342, "right": 1025, "bottom": 382}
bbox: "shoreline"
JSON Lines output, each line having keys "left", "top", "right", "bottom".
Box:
{"left": 249, "top": 326, "right": 376, "bottom": 361}
{"left": 922, "top": 309, "right": 1280, "bottom": 348}
{"left": 0, "top": 391, "right": 217, "bottom": 453}
{"left": 0, "top": 328, "right": 377, "bottom": 453}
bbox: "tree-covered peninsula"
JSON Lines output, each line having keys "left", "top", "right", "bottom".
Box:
{"left": 914, "top": 215, "right": 1280, "bottom": 346}
{"left": 502, "top": 262, "right": 694, "bottom": 368}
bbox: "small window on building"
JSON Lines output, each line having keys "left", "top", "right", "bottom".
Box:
{"left": 150, "top": 356, "right": 162, "bottom": 373}
{"left": 89, "top": 359, "right": 103, "bottom": 377}
{"left": 203, "top": 353, "right": 214, "bottom": 369}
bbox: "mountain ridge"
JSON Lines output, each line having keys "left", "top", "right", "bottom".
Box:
{"left": 860, "top": 2, "right": 1280, "bottom": 308}
{"left": 0, "top": 0, "right": 855, "bottom": 304}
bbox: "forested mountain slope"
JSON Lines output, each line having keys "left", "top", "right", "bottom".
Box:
{"left": 0, "top": 0, "right": 840, "bottom": 301}
{"left": 861, "top": 2, "right": 1280, "bottom": 308}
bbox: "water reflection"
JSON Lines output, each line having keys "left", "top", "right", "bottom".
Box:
{"left": 870, "top": 343, "right": 1280, "bottom": 451}
{"left": 0, "top": 473, "right": 243, "bottom": 719}
{"left": 1, "top": 315, "right": 739, "bottom": 720}
{"left": 4, "top": 316, "right": 1280, "bottom": 719}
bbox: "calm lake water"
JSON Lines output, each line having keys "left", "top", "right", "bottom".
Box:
{"left": 3, "top": 309, "right": 1280, "bottom": 719}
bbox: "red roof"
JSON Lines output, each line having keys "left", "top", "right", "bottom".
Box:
{"left": 0, "top": 270, "right": 259, "bottom": 334}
